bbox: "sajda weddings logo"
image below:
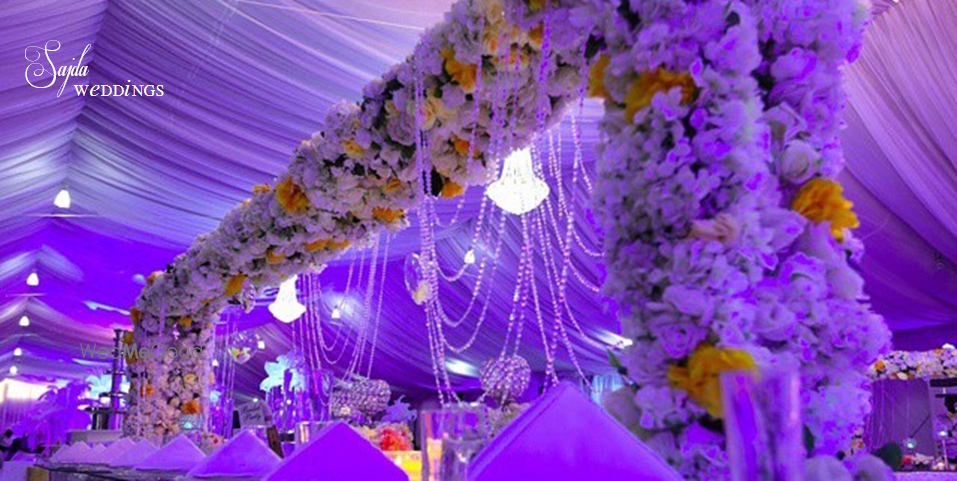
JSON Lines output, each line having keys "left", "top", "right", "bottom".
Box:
{"left": 25, "top": 40, "right": 164, "bottom": 98}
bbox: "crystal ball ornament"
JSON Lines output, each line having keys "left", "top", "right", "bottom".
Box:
{"left": 404, "top": 253, "right": 432, "bottom": 305}
{"left": 330, "top": 378, "right": 392, "bottom": 418}
{"left": 480, "top": 355, "right": 531, "bottom": 402}
{"left": 228, "top": 331, "right": 262, "bottom": 364}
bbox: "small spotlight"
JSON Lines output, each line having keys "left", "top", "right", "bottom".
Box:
{"left": 9, "top": 366, "right": 18, "bottom": 375}
{"left": 464, "top": 249, "right": 476, "bottom": 265}
{"left": 54, "top": 188, "right": 71, "bottom": 209}
{"left": 26, "top": 272, "right": 39, "bottom": 287}
{"left": 257, "top": 340, "right": 266, "bottom": 350}
{"left": 13, "top": 348, "right": 22, "bottom": 357}
{"left": 212, "top": 359, "right": 219, "bottom": 367}
{"left": 331, "top": 307, "right": 342, "bottom": 320}
{"left": 19, "top": 316, "right": 30, "bottom": 327}
{"left": 939, "top": 429, "right": 949, "bottom": 438}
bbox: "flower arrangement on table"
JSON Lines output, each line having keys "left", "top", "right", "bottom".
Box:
{"left": 871, "top": 349, "right": 957, "bottom": 381}
{"left": 355, "top": 423, "right": 415, "bottom": 452}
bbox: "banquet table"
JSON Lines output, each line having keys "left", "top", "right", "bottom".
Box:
{"left": 896, "top": 473, "right": 957, "bottom": 480}
{"left": 32, "top": 464, "right": 182, "bottom": 481}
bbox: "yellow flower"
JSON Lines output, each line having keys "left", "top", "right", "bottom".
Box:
{"left": 305, "top": 239, "right": 351, "bottom": 253}
{"left": 146, "top": 271, "right": 162, "bottom": 286}
{"left": 384, "top": 178, "right": 403, "bottom": 193}
{"left": 528, "top": 23, "right": 544, "bottom": 50}
{"left": 372, "top": 207, "right": 405, "bottom": 223}
{"left": 440, "top": 180, "right": 466, "bottom": 199}
{"left": 184, "top": 373, "right": 198, "bottom": 384}
{"left": 588, "top": 54, "right": 610, "bottom": 99}
{"left": 252, "top": 184, "right": 271, "bottom": 195}
{"left": 144, "top": 383, "right": 155, "bottom": 398}
{"left": 873, "top": 360, "right": 885, "bottom": 371}
{"left": 342, "top": 139, "right": 366, "bottom": 159}
{"left": 453, "top": 136, "right": 472, "bottom": 157}
{"left": 624, "top": 69, "right": 696, "bottom": 122}
{"left": 442, "top": 48, "right": 478, "bottom": 94}
{"left": 181, "top": 399, "right": 202, "bottom": 415}
{"left": 668, "top": 343, "right": 756, "bottom": 418}
{"left": 276, "top": 177, "right": 310, "bottom": 214}
{"left": 122, "top": 331, "right": 134, "bottom": 345}
{"left": 791, "top": 178, "right": 860, "bottom": 242}
{"left": 266, "top": 247, "right": 285, "bottom": 264}
{"left": 178, "top": 316, "right": 192, "bottom": 329}
{"left": 129, "top": 307, "right": 142, "bottom": 326}
{"left": 225, "top": 274, "right": 247, "bottom": 297}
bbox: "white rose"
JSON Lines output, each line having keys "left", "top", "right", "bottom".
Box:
{"left": 779, "top": 140, "right": 819, "bottom": 184}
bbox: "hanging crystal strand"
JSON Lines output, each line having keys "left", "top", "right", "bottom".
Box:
{"left": 444, "top": 208, "right": 509, "bottom": 352}
{"left": 518, "top": 211, "right": 558, "bottom": 387}
{"left": 528, "top": 205, "right": 564, "bottom": 386}
{"left": 366, "top": 234, "right": 390, "bottom": 377}
{"left": 347, "top": 236, "right": 380, "bottom": 379}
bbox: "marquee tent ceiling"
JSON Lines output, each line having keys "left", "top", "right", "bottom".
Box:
{"left": 0, "top": 0, "right": 954, "bottom": 396}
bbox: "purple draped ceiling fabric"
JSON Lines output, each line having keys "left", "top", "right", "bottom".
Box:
{"left": 0, "top": 0, "right": 954, "bottom": 392}
{"left": 840, "top": 0, "right": 957, "bottom": 348}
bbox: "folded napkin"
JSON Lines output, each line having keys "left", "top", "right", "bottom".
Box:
{"left": 187, "top": 430, "right": 280, "bottom": 478}
{"left": 468, "top": 382, "right": 681, "bottom": 481}
{"left": 97, "top": 438, "right": 136, "bottom": 465}
{"left": 110, "top": 439, "right": 159, "bottom": 467}
{"left": 136, "top": 434, "right": 206, "bottom": 472}
{"left": 75, "top": 443, "right": 107, "bottom": 464}
{"left": 265, "top": 422, "right": 408, "bottom": 481}
{"left": 51, "top": 442, "right": 90, "bottom": 463}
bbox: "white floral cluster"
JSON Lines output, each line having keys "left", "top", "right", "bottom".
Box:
{"left": 871, "top": 349, "right": 957, "bottom": 381}
{"left": 126, "top": 0, "right": 585, "bottom": 438}
{"left": 521, "top": 0, "right": 893, "bottom": 475}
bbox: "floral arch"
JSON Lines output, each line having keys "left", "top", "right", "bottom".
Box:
{"left": 126, "top": 0, "right": 890, "bottom": 475}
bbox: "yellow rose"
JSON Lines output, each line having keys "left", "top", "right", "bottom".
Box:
{"left": 624, "top": 69, "right": 696, "bottom": 122}
{"left": 873, "top": 360, "right": 885, "bottom": 371}
{"left": 129, "top": 307, "right": 142, "bottom": 325}
{"left": 342, "top": 139, "right": 366, "bottom": 159}
{"left": 668, "top": 343, "right": 756, "bottom": 418}
{"left": 791, "top": 178, "right": 860, "bottom": 242}
{"left": 252, "top": 184, "right": 271, "bottom": 194}
{"left": 178, "top": 316, "right": 192, "bottom": 329}
{"left": 305, "top": 239, "right": 351, "bottom": 252}
{"left": 588, "top": 54, "right": 610, "bottom": 99}
{"left": 144, "top": 383, "right": 155, "bottom": 398}
{"left": 442, "top": 48, "right": 478, "bottom": 94}
{"left": 225, "top": 274, "right": 247, "bottom": 297}
{"left": 528, "top": 23, "right": 544, "bottom": 50}
{"left": 266, "top": 247, "right": 285, "bottom": 264}
{"left": 373, "top": 207, "right": 405, "bottom": 223}
{"left": 440, "top": 180, "right": 466, "bottom": 199}
{"left": 384, "top": 178, "right": 403, "bottom": 193}
{"left": 181, "top": 399, "right": 201, "bottom": 415}
{"left": 276, "top": 177, "right": 310, "bottom": 214}
{"left": 453, "top": 136, "right": 472, "bottom": 157}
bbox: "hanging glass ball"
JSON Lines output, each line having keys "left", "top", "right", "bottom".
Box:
{"left": 404, "top": 253, "right": 431, "bottom": 305}
{"left": 903, "top": 437, "right": 917, "bottom": 450}
{"left": 480, "top": 355, "right": 531, "bottom": 402}
{"left": 228, "top": 331, "right": 262, "bottom": 364}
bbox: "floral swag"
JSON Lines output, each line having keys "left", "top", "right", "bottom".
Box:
{"left": 871, "top": 349, "right": 957, "bottom": 381}
{"left": 126, "top": 0, "right": 890, "bottom": 476}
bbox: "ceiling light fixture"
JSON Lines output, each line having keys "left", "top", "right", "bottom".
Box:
{"left": 13, "top": 348, "right": 22, "bottom": 357}
{"left": 463, "top": 249, "right": 476, "bottom": 265}
{"left": 257, "top": 339, "right": 266, "bottom": 350}
{"left": 9, "top": 366, "right": 18, "bottom": 375}
{"left": 268, "top": 275, "right": 306, "bottom": 323}
{"left": 486, "top": 148, "right": 549, "bottom": 215}
{"left": 26, "top": 272, "right": 39, "bottom": 287}
{"left": 54, "top": 188, "right": 72, "bottom": 209}
{"left": 19, "top": 316, "right": 30, "bottom": 328}
{"left": 331, "top": 307, "right": 342, "bottom": 320}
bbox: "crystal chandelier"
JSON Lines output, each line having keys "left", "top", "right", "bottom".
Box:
{"left": 486, "top": 148, "right": 549, "bottom": 215}
{"left": 268, "top": 275, "right": 306, "bottom": 323}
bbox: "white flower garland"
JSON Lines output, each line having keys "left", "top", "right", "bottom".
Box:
{"left": 125, "top": 0, "right": 585, "bottom": 439}
{"left": 871, "top": 349, "right": 957, "bottom": 381}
